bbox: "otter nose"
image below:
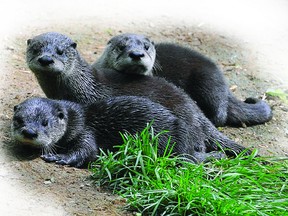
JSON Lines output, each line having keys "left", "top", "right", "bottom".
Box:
{"left": 38, "top": 55, "right": 54, "bottom": 66}
{"left": 22, "top": 129, "right": 38, "bottom": 139}
{"left": 129, "top": 51, "right": 145, "bottom": 60}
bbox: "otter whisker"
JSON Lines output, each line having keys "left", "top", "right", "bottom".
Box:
{"left": 153, "top": 60, "right": 162, "bottom": 74}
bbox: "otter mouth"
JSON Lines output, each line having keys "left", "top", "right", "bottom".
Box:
{"left": 120, "top": 64, "right": 149, "bottom": 75}
{"left": 29, "top": 58, "right": 64, "bottom": 76}
{"left": 16, "top": 137, "right": 42, "bottom": 148}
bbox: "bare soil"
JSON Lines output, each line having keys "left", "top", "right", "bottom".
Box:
{"left": 1, "top": 21, "right": 287, "bottom": 215}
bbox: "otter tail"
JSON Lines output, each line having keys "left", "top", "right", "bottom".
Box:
{"left": 226, "top": 93, "right": 273, "bottom": 127}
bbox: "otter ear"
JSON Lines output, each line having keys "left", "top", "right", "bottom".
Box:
{"left": 13, "top": 104, "right": 21, "bottom": 112}
{"left": 13, "top": 105, "right": 20, "bottom": 112}
{"left": 56, "top": 107, "right": 65, "bottom": 119}
{"left": 71, "top": 42, "right": 77, "bottom": 49}
{"left": 27, "top": 39, "right": 32, "bottom": 45}
{"left": 58, "top": 112, "right": 65, "bottom": 119}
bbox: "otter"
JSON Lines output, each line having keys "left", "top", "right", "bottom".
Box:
{"left": 26, "top": 32, "right": 251, "bottom": 159}
{"left": 93, "top": 33, "right": 273, "bottom": 127}
{"left": 12, "top": 97, "right": 225, "bottom": 167}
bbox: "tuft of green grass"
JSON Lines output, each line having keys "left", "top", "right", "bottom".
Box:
{"left": 266, "top": 89, "right": 288, "bottom": 104}
{"left": 89, "top": 125, "right": 288, "bottom": 216}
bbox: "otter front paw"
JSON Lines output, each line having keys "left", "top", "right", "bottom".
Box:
{"left": 41, "top": 153, "right": 63, "bottom": 162}
{"left": 41, "top": 153, "right": 85, "bottom": 168}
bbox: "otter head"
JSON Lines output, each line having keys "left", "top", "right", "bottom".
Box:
{"left": 11, "top": 98, "right": 68, "bottom": 152}
{"left": 99, "top": 33, "right": 156, "bottom": 75}
{"left": 26, "top": 32, "right": 78, "bottom": 76}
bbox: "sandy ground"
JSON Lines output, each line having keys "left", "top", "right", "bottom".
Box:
{"left": 0, "top": 0, "right": 287, "bottom": 215}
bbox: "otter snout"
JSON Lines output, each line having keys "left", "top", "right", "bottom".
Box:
{"left": 129, "top": 51, "right": 145, "bottom": 61}
{"left": 22, "top": 128, "right": 38, "bottom": 140}
{"left": 38, "top": 55, "right": 54, "bottom": 66}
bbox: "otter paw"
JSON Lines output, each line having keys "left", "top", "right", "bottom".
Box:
{"left": 41, "top": 153, "right": 85, "bottom": 167}
{"left": 57, "top": 159, "right": 85, "bottom": 168}
{"left": 41, "top": 153, "right": 63, "bottom": 162}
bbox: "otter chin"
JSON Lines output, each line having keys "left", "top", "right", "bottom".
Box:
{"left": 11, "top": 136, "right": 43, "bottom": 148}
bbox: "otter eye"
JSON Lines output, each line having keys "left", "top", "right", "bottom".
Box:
{"left": 58, "top": 112, "right": 64, "bottom": 119}
{"left": 29, "top": 42, "right": 42, "bottom": 55}
{"left": 118, "top": 44, "right": 126, "bottom": 51}
{"left": 14, "top": 117, "right": 24, "bottom": 125}
{"left": 56, "top": 47, "right": 64, "bottom": 55}
{"left": 30, "top": 47, "right": 39, "bottom": 56}
{"left": 42, "top": 119, "right": 48, "bottom": 127}
{"left": 144, "top": 43, "right": 150, "bottom": 51}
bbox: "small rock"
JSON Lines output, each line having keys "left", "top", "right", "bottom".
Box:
{"left": 5, "top": 46, "right": 15, "bottom": 51}
{"left": 229, "top": 85, "right": 238, "bottom": 92}
{"left": 43, "top": 180, "right": 52, "bottom": 185}
{"left": 44, "top": 177, "right": 55, "bottom": 185}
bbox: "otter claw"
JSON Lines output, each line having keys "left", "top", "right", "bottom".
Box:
{"left": 41, "top": 153, "right": 83, "bottom": 167}
{"left": 55, "top": 159, "right": 70, "bottom": 165}
{"left": 41, "top": 153, "right": 61, "bottom": 162}
{"left": 41, "top": 153, "right": 72, "bottom": 165}
{"left": 55, "top": 157, "right": 84, "bottom": 168}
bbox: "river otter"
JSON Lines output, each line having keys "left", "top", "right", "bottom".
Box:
{"left": 26, "top": 32, "right": 251, "bottom": 159}
{"left": 93, "top": 33, "right": 272, "bottom": 127}
{"left": 12, "top": 97, "right": 226, "bottom": 167}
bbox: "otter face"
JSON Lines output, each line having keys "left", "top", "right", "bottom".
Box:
{"left": 11, "top": 98, "right": 67, "bottom": 152}
{"left": 26, "top": 32, "right": 77, "bottom": 76}
{"left": 103, "top": 33, "right": 156, "bottom": 75}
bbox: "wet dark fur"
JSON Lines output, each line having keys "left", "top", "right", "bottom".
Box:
{"left": 155, "top": 43, "right": 273, "bottom": 127}
{"left": 26, "top": 32, "right": 251, "bottom": 163}
{"left": 12, "top": 97, "right": 225, "bottom": 167}
{"left": 94, "top": 33, "right": 273, "bottom": 127}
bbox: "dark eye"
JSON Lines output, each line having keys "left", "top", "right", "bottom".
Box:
{"left": 117, "top": 44, "right": 126, "bottom": 51}
{"left": 56, "top": 47, "right": 64, "bottom": 55}
{"left": 29, "top": 47, "right": 39, "bottom": 56}
{"left": 29, "top": 42, "right": 42, "bottom": 55}
{"left": 144, "top": 43, "right": 150, "bottom": 50}
{"left": 14, "top": 117, "right": 24, "bottom": 125}
{"left": 58, "top": 112, "right": 64, "bottom": 119}
{"left": 42, "top": 119, "right": 48, "bottom": 127}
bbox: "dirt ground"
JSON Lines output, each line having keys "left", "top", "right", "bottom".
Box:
{"left": 1, "top": 17, "right": 288, "bottom": 216}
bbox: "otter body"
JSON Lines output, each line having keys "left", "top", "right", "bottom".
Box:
{"left": 26, "top": 32, "right": 251, "bottom": 160}
{"left": 93, "top": 33, "right": 272, "bottom": 127}
{"left": 12, "top": 97, "right": 225, "bottom": 167}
